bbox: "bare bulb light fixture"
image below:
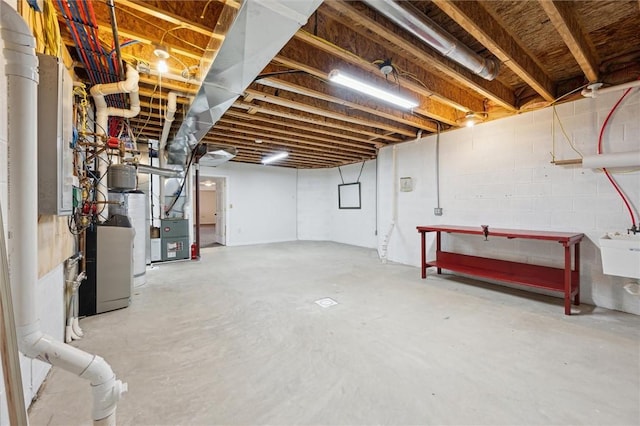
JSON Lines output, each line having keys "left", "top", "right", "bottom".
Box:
{"left": 328, "top": 69, "right": 418, "bottom": 109}
{"left": 458, "top": 111, "right": 486, "bottom": 128}
{"left": 153, "top": 44, "right": 170, "bottom": 59}
{"left": 157, "top": 59, "right": 169, "bottom": 74}
{"left": 262, "top": 151, "right": 288, "bottom": 164}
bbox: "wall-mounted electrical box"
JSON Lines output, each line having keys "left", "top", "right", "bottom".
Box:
{"left": 37, "top": 54, "right": 74, "bottom": 216}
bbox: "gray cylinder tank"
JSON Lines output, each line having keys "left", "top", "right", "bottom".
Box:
{"left": 108, "top": 164, "right": 136, "bottom": 191}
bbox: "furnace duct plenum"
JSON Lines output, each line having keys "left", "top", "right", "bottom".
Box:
{"left": 1, "top": 3, "right": 126, "bottom": 424}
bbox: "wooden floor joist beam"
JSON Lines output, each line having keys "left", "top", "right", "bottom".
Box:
{"left": 433, "top": 0, "right": 555, "bottom": 103}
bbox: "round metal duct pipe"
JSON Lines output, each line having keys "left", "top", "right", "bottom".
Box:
{"left": 362, "top": 0, "right": 499, "bottom": 81}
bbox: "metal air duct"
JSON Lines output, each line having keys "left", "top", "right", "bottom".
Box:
{"left": 168, "top": 0, "right": 324, "bottom": 165}
{"left": 362, "top": 0, "right": 499, "bottom": 81}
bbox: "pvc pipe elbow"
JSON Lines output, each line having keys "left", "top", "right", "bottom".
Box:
{"left": 91, "top": 377, "right": 127, "bottom": 421}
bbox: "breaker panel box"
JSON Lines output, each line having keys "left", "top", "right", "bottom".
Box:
{"left": 37, "top": 54, "right": 74, "bottom": 216}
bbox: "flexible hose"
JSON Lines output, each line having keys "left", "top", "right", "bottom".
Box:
{"left": 597, "top": 81, "right": 639, "bottom": 228}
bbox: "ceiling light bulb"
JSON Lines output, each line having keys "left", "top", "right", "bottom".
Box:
{"left": 157, "top": 60, "right": 168, "bottom": 74}
{"left": 465, "top": 112, "right": 476, "bottom": 127}
{"left": 328, "top": 69, "right": 418, "bottom": 109}
{"left": 153, "top": 44, "right": 170, "bottom": 59}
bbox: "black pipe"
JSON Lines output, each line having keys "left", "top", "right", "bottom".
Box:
{"left": 106, "top": 0, "right": 125, "bottom": 81}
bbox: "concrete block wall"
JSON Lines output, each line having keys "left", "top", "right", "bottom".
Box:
{"left": 297, "top": 160, "right": 377, "bottom": 249}
{"left": 378, "top": 88, "right": 640, "bottom": 314}
{"left": 297, "top": 167, "right": 333, "bottom": 241}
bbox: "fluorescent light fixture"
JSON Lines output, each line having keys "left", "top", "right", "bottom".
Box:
{"left": 328, "top": 69, "right": 419, "bottom": 109}
{"left": 157, "top": 59, "right": 168, "bottom": 74}
{"left": 262, "top": 151, "right": 288, "bottom": 164}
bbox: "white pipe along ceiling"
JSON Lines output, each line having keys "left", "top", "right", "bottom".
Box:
{"left": 1, "top": 3, "right": 126, "bottom": 425}
{"left": 90, "top": 63, "right": 140, "bottom": 222}
{"left": 168, "top": 0, "right": 324, "bottom": 166}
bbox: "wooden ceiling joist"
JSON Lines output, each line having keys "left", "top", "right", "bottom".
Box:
{"left": 224, "top": 110, "right": 390, "bottom": 147}
{"left": 137, "top": 76, "right": 199, "bottom": 94}
{"left": 234, "top": 102, "right": 399, "bottom": 145}
{"left": 94, "top": 21, "right": 205, "bottom": 61}
{"left": 257, "top": 76, "right": 437, "bottom": 133}
{"left": 244, "top": 89, "right": 415, "bottom": 139}
{"left": 287, "top": 32, "right": 476, "bottom": 121}
{"left": 115, "top": 0, "right": 223, "bottom": 40}
{"left": 203, "top": 137, "right": 348, "bottom": 164}
{"left": 217, "top": 118, "right": 378, "bottom": 155}
{"left": 205, "top": 135, "right": 370, "bottom": 163}
{"left": 537, "top": 0, "right": 599, "bottom": 83}
{"left": 212, "top": 128, "right": 376, "bottom": 159}
{"left": 432, "top": 0, "right": 555, "bottom": 103}
{"left": 319, "top": 2, "right": 516, "bottom": 111}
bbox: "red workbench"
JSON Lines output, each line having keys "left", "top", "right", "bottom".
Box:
{"left": 417, "top": 225, "right": 584, "bottom": 315}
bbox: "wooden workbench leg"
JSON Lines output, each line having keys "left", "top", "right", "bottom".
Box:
{"left": 436, "top": 231, "right": 442, "bottom": 275}
{"left": 564, "top": 244, "right": 572, "bottom": 315}
{"left": 574, "top": 243, "right": 580, "bottom": 306}
{"left": 421, "top": 231, "right": 426, "bottom": 279}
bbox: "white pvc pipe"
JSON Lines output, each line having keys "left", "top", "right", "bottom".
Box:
{"left": 90, "top": 64, "right": 140, "bottom": 222}
{"left": 582, "top": 151, "right": 640, "bottom": 169}
{"left": 1, "top": 4, "right": 126, "bottom": 422}
{"left": 581, "top": 80, "right": 640, "bottom": 98}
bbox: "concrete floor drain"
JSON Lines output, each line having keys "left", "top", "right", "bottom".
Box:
{"left": 315, "top": 297, "right": 338, "bottom": 308}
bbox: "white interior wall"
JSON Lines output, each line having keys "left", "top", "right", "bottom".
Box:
{"left": 200, "top": 161, "right": 298, "bottom": 246}
{"left": 378, "top": 89, "right": 640, "bottom": 314}
{"left": 297, "top": 160, "right": 377, "bottom": 248}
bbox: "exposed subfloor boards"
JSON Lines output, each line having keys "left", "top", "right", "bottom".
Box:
{"left": 28, "top": 241, "right": 640, "bottom": 425}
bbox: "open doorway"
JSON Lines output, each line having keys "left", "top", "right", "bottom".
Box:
{"left": 195, "top": 176, "right": 226, "bottom": 247}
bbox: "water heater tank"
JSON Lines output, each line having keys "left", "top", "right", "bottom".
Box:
{"left": 108, "top": 164, "right": 136, "bottom": 190}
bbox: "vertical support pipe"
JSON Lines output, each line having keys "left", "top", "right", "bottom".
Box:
{"left": 194, "top": 160, "right": 201, "bottom": 259}
{"left": 106, "top": 0, "right": 124, "bottom": 81}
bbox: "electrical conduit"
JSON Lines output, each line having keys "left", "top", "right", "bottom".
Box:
{"left": 1, "top": 4, "right": 126, "bottom": 423}
{"left": 90, "top": 63, "right": 140, "bottom": 222}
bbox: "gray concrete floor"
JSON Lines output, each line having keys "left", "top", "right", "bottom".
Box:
{"left": 29, "top": 241, "right": 640, "bottom": 425}
{"left": 196, "top": 224, "right": 221, "bottom": 248}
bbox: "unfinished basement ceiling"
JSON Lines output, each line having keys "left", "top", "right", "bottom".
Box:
{"left": 56, "top": 0, "right": 640, "bottom": 169}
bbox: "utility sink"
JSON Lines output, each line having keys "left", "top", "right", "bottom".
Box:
{"left": 599, "top": 233, "right": 640, "bottom": 279}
